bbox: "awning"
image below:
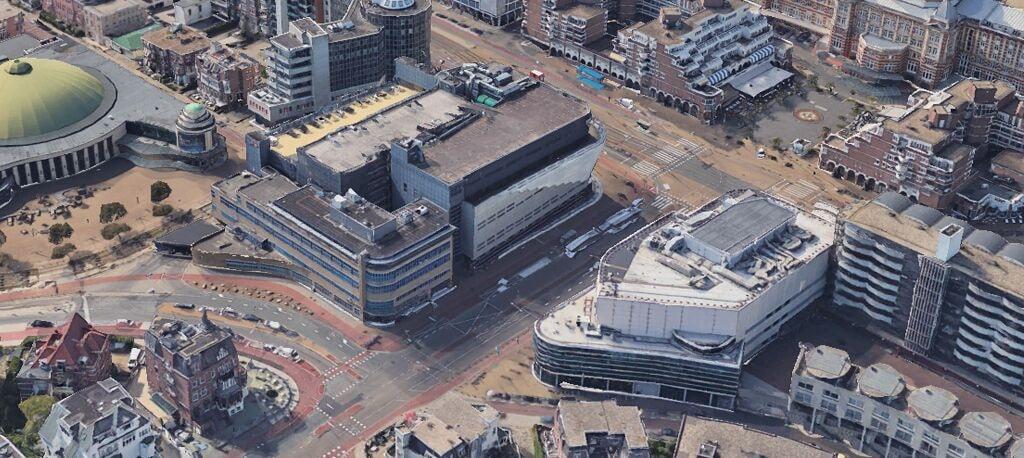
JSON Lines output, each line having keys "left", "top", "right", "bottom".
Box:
{"left": 707, "top": 68, "right": 731, "bottom": 85}
{"left": 749, "top": 45, "right": 775, "bottom": 63}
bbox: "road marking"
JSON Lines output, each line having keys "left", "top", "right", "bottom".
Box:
{"left": 632, "top": 160, "right": 660, "bottom": 176}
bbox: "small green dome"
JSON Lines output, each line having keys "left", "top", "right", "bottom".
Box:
{"left": 0, "top": 57, "right": 106, "bottom": 141}
{"left": 184, "top": 103, "right": 206, "bottom": 117}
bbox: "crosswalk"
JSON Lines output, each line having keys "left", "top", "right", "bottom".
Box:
{"left": 323, "top": 351, "right": 375, "bottom": 381}
{"left": 632, "top": 160, "right": 660, "bottom": 176}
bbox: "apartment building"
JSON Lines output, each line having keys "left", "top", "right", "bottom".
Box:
{"left": 552, "top": 400, "right": 649, "bottom": 457}
{"left": 790, "top": 344, "right": 1021, "bottom": 458}
{"left": 0, "top": 3, "right": 25, "bottom": 41}
{"left": 533, "top": 190, "right": 835, "bottom": 409}
{"left": 196, "top": 43, "right": 260, "bottom": 109}
{"left": 41, "top": 0, "right": 84, "bottom": 32}
{"left": 450, "top": 0, "right": 521, "bottom": 26}
{"left": 248, "top": 0, "right": 431, "bottom": 124}
{"left": 757, "top": 0, "right": 1024, "bottom": 90}
{"left": 38, "top": 379, "right": 157, "bottom": 458}
{"left": 144, "top": 314, "right": 247, "bottom": 433}
{"left": 821, "top": 79, "right": 1024, "bottom": 209}
{"left": 16, "top": 313, "right": 112, "bottom": 399}
{"left": 81, "top": 0, "right": 145, "bottom": 43}
{"left": 834, "top": 192, "right": 1024, "bottom": 391}
{"left": 207, "top": 172, "right": 455, "bottom": 325}
{"left": 394, "top": 392, "right": 502, "bottom": 458}
{"left": 675, "top": 416, "right": 836, "bottom": 457}
{"left": 142, "top": 25, "right": 212, "bottom": 86}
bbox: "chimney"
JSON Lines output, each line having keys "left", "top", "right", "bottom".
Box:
{"left": 936, "top": 223, "right": 964, "bottom": 262}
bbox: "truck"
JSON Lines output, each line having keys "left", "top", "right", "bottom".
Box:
{"left": 128, "top": 348, "right": 142, "bottom": 370}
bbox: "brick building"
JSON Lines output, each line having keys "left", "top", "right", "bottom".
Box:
{"left": 820, "top": 79, "right": 1024, "bottom": 209}
{"left": 142, "top": 25, "right": 211, "bottom": 87}
{"left": 757, "top": 0, "right": 1024, "bottom": 90}
{"left": 196, "top": 43, "right": 260, "bottom": 110}
{"left": 0, "top": 3, "right": 25, "bottom": 41}
{"left": 81, "top": 0, "right": 146, "bottom": 44}
{"left": 144, "top": 313, "right": 247, "bottom": 433}
{"left": 16, "top": 313, "right": 112, "bottom": 399}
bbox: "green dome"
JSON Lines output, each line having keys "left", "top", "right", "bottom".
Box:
{"left": 0, "top": 58, "right": 106, "bottom": 141}
{"left": 184, "top": 102, "right": 205, "bottom": 116}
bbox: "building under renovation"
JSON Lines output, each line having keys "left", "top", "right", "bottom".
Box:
{"left": 533, "top": 190, "right": 835, "bottom": 409}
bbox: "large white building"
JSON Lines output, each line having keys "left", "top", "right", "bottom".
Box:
{"left": 38, "top": 379, "right": 157, "bottom": 458}
{"left": 533, "top": 190, "right": 835, "bottom": 410}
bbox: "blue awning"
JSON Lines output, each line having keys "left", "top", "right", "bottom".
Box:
{"left": 707, "top": 68, "right": 731, "bottom": 85}
{"left": 750, "top": 45, "right": 775, "bottom": 63}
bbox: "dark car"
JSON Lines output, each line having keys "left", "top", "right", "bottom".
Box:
{"left": 242, "top": 313, "right": 260, "bottom": 322}
{"left": 30, "top": 320, "right": 54, "bottom": 328}
{"left": 173, "top": 303, "right": 196, "bottom": 310}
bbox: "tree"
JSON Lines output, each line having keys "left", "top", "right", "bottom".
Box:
{"left": 99, "top": 202, "right": 127, "bottom": 223}
{"left": 771, "top": 137, "right": 782, "bottom": 151}
{"left": 152, "top": 204, "right": 173, "bottom": 217}
{"left": 48, "top": 223, "right": 73, "bottom": 245}
{"left": 19, "top": 395, "right": 55, "bottom": 436}
{"left": 51, "top": 243, "right": 76, "bottom": 259}
{"left": 101, "top": 223, "right": 131, "bottom": 240}
{"left": 150, "top": 181, "right": 172, "bottom": 202}
{"left": 0, "top": 356, "right": 26, "bottom": 433}
{"left": 821, "top": 126, "right": 832, "bottom": 139}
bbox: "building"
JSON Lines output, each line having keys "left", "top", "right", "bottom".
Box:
{"left": 196, "top": 43, "right": 260, "bottom": 110}
{"left": 41, "top": 0, "right": 85, "bottom": 33}
{"left": 16, "top": 313, "right": 111, "bottom": 399}
{"left": 757, "top": 0, "right": 1024, "bottom": 90}
{"left": 834, "top": 192, "right": 1024, "bottom": 391}
{"left": 141, "top": 25, "right": 211, "bottom": 87}
{"left": 552, "top": 400, "right": 649, "bottom": 458}
{"left": 0, "top": 37, "right": 226, "bottom": 209}
{"left": 992, "top": 150, "right": 1024, "bottom": 187}
{"left": 533, "top": 190, "right": 835, "bottom": 409}
{"left": 248, "top": 62, "right": 602, "bottom": 263}
{"left": 173, "top": 0, "right": 213, "bottom": 26}
{"left": 207, "top": 172, "right": 455, "bottom": 325}
{"left": 81, "top": 0, "right": 146, "bottom": 44}
{"left": 247, "top": 0, "right": 431, "bottom": 124}
{"left": 38, "top": 379, "right": 157, "bottom": 458}
{"left": 450, "top": 0, "right": 520, "bottom": 26}
{"left": 144, "top": 314, "right": 247, "bottom": 433}
{"left": 263, "top": 0, "right": 328, "bottom": 37}
{"left": 790, "top": 344, "right": 1022, "bottom": 458}
{"left": 394, "top": 392, "right": 501, "bottom": 458}
{"left": 0, "top": 3, "right": 25, "bottom": 41}
{"left": 674, "top": 416, "right": 835, "bottom": 457}
{"left": 0, "top": 435, "right": 25, "bottom": 458}
{"left": 820, "top": 79, "right": 1024, "bottom": 209}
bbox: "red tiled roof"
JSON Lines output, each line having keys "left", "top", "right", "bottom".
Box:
{"left": 31, "top": 313, "right": 109, "bottom": 368}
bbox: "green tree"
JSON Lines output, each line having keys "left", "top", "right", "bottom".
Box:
{"left": 150, "top": 181, "right": 172, "bottom": 203}
{"left": 101, "top": 223, "right": 131, "bottom": 240}
{"left": 19, "top": 395, "right": 55, "bottom": 436}
{"left": 0, "top": 356, "right": 26, "bottom": 433}
{"left": 99, "top": 202, "right": 127, "bottom": 223}
{"left": 47, "top": 223, "right": 73, "bottom": 245}
{"left": 152, "top": 204, "right": 173, "bottom": 217}
{"left": 51, "top": 243, "right": 76, "bottom": 259}
{"left": 771, "top": 137, "right": 782, "bottom": 151}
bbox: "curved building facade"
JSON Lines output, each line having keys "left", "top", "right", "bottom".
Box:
{"left": 360, "top": 0, "right": 431, "bottom": 75}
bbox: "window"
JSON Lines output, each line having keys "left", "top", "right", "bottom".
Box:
{"left": 820, "top": 399, "right": 837, "bottom": 412}
{"left": 823, "top": 389, "right": 839, "bottom": 400}
{"left": 797, "top": 381, "right": 815, "bottom": 391}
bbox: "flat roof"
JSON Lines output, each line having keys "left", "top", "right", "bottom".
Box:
{"left": 85, "top": 0, "right": 142, "bottom": 15}
{"left": 0, "top": 39, "right": 181, "bottom": 168}
{"left": 857, "top": 363, "right": 905, "bottom": 399}
{"left": 846, "top": 193, "right": 1024, "bottom": 298}
{"left": 0, "top": 2, "right": 23, "bottom": 19}
{"left": 564, "top": 4, "right": 605, "bottom": 20}
{"left": 675, "top": 416, "right": 834, "bottom": 458}
{"left": 409, "top": 392, "right": 498, "bottom": 449}
{"left": 275, "top": 85, "right": 420, "bottom": 159}
{"left": 730, "top": 64, "right": 794, "bottom": 98}
{"left": 957, "top": 177, "right": 1021, "bottom": 203}
{"left": 155, "top": 220, "right": 224, "bottom": 247}
{"left": 959, "top": 411, "right": 1013, "bottom": 449}
{"left": 802, "top": 345, "right": 852, "bottom": 380}
{"left": 993, "top": 150, "right": 1024, "bottom": 173}
{"left": 558, "top": 400, "right": 647, "bottom": 449}
{"left": 689, "top": 196, "right": 795, "bottom": 256}
{"left": 112, "top": 23, "right": 163, "bottom": 51}
{"left": 907, "top": 386, "right": 959, "bottom": 423}
{"left": 142, "top": 26, "right": 210, "bottom": 55}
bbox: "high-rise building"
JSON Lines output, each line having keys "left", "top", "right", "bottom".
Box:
{"left": 207, "top": 171, "right": 455, "bottom": 324}
{"left": 533, "top": 190, "right": 835, "bottom": 409}
{"left": 757, "top": 0, "right": 1024, "bottom": 90}
{"left": 790, "top": 344, "right": 1023, "bottom": 458}
{"left": 821, "top": 79, "right": 1024, "bottom": 209}
{"left": 834, "top": 192, "right": 1024, "bottom": 390}
{"left": 248, "top": 0, "right": 431, "bottom": 124}
{"left": 144, "top": 314, "right": 247, "bottom": 433}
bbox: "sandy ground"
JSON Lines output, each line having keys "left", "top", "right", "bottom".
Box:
{"left": 2, "top": 158, "right": 234, "bottom": 268}
{"left": 457, "top": 343, "right": 555, "bottom": 401}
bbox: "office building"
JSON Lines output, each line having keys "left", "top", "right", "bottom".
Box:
{"left": 821, "top": 79, "right": 1024, "bottom": 209}
{"left": 196, "top": 43, "right": 260, "bottom": 110}
{"left": 790, "top": 344, "right": 1022, "bottom": 458}
{"left": 552, "top": 400, "right": 649, "bottom": 457}
{"left": 394, "top": 392, "right": 501, "bottom": 458}
{"left": 834, "top": 192, "right": 1024, "bottom": 390}
{"left": 757, "top": 0, "right": 1024, "bottom": 89}
{"left": 533, "top": 190, "right": 835, "bottom": 409}
{"left": 81, "top": 0, "right": 146, "bottom": 44}
{"left": 16, "top": 313, "right": 111, "bottom": 399}
{"left": 675, "top": 416, "right": 836, "bottom": 457}
{"left": 0, "top": 37, "right": 226, "bottom": 209}
{"left": 206, "top": 171, "right": 455, "bottom": 324}
{"left": 450, "top": 0, "right": 521, "bottom": 26}
{"left": 248, "top": 0, "right": 431, "bottom": 124}
{"left": 141, "top": 25, "right": 211, "bottom": 87}
{"left": 0, "top": 3, "right": 25, "bottom": 41}
{"left": 144, "top": 314, "right": 247, "bottom": 433}
{"left": 38, "top": 379, "right": 157, "bottom": 458}
{"left": 263, "top": 0, "right": 328, "bottom": 37}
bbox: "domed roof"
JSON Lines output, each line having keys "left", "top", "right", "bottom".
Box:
{"left": 0, "top": 58, "right": 106, "bottom": 141}
{"left": 183, "top": 103, "right": 206, "bottom": 118}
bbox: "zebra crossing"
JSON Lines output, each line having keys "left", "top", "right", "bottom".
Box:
{"left": 632, "top": 160, "right": 661, "bottom": 175}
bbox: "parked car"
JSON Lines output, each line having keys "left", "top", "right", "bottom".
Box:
{"left": 174, "top": 303, "right": 196, "bottom": 310}
{"left": 242, "top": 313, "right": 260, "bottom": 322}
{"left": 29, "top": 320, "right": 54, "bottom": 328}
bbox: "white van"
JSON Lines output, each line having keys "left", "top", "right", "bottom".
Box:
{"left": 128, "top": 348, "right": 142, "bottom": 370}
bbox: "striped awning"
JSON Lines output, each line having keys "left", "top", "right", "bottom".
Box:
{"left": 749, "top": 45, "right": 775, "bottom": 63}
{"left": 707, "top": 68, "right": 731, "bottom": 85}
